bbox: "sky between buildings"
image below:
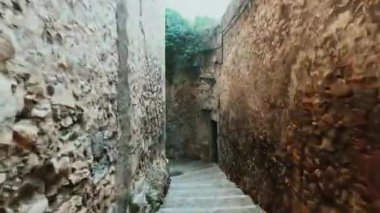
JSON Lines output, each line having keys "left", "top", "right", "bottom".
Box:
{"left": 166, "top": 0, "right": 232, "bottom": 21}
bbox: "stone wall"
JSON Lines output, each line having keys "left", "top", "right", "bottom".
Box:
{"left": 0, "top": 0, "right": 118, "bottom": 212}
{"left": 166, "top": 28, "right": 220, "bottom": 162}
{"left": 116, "top": 0, "right": 168, "bottom": 212}
{"left": 166, "top": 84, "right": 199, "bottom": 159}
{"left": 0, "top": 0, "right": 168, "bottom": 212}
{"left": 166, "top": 75, "right": 219, "bottom": 162}
{"left": 216, "top": 0, "right": 380, "bottom": 212}
{"left": 166, "top": 82, "right": 216, "bottom": 161}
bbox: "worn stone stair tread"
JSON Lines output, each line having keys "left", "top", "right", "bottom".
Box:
{"left": 170, "top": 181, "right": 236, "bottom": 189}
{"left": 166, "top": 188, "right": 244, "bottom": 198}
{"left": 162, "top": 195, "right": 253, "bottom": 208}
{"left": 173, "top": 171, "right": 225, "bottom": 181}
{"left": 168, "top": 187, "right": 240, "bottom": 192}
{"left": 172, "top": 171, "right": 226, "bottom": 181}
{"left": 158, "top": 205, "right": 261, "bottom": 213}
{"left": 175, "top": 172, "right": 227, "bottom": 182}
{"left": 172, "top": 164, "right": 220, "bottom": 174}
{"left": 175, "top": 178, "right": 232, "bottom": 184}
{"left": 171, "top": 166, "right": 222, "bottom": 179}
{"left": 170, "top": 161, "right": 216, "bottom": 172}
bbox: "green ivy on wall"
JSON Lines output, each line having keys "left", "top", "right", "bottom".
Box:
{"left": 165, "top": 9, "right": 217, "bottom": 84}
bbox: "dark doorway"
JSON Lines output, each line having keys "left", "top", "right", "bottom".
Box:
{"left": 211, "top": 120, "right": 218, "bottom": 163}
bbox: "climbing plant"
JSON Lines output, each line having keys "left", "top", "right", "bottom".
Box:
{"left": 166, "top": 9, "right": 200, "bottom": 83}
{"left": 193, "top": 16, "right": 218, "bottom": 32}
{"left": 166, "top": 9, "right": 217, "bottom": 84}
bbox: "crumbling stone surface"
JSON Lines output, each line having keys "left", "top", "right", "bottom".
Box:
{"left": 166, "top": 80, "right": 218, "bottom": 161}
{"left": 215, "top": 0, "right": 380, "bottom": 212}
{"left": 116, "top": 0, "right": 168, "bottom": 212}
{"left": 166, "top": 84, "right": 200, "bottom": 159}
{"left": 0, "top": 0, "right": 118, "bottom": 212}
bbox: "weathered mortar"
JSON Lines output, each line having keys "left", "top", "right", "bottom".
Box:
{"left": 207, "top": 0, "right": 380, "bottom": 212}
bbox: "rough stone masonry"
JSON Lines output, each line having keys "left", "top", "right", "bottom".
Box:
{"left": 116, "top": 0, "right": 168, "bottom": 212}
{"left": 166, "top": 0, "right": 380, "bottom": 212}
{"left": 0, "top": 0, "right": 167, "bottom": 212}
{"left": 212, "top": 0, "right": 380, "bottom": 212}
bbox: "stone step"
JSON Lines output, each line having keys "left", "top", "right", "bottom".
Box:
{"left": 171, "top": 166, "right": 222, "bottom": 179}
{"left": 159, "top": 206, "right": 262, "bottom": 213}
{"left": 173, "top": 177, "right": 232, "bottom": 185}
{"left": 170, "top": 161, "right": 216, "bottom": 173}
{"left": 170, "top": 181, "right": 236, "bottom": 189}
{"left": 172, "top": 164, "right": 220, "bottom": 174}
{"left": 166, "top": 188, "right": 244, "bottom": 198}
{"left": 161, "top": 195, "right": 253, "bottom": 209}
{"left": 174, "top": 172, "right": 227, "bottom": 183}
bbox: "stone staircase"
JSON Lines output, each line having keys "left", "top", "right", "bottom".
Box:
{"left": 158, "top": 161, "right": 263, "bottom": 213}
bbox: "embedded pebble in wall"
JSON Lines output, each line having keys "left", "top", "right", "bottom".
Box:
{"left": 91, "top": 131, "right": 105, "bottom": 161}
{"left": 31, "top": 100, "right": 52, "bottom": 118}
{"left": 0, "top": 173, "right": 6, "bottom": 184}
{"left": 12, "top": 120, "right": 39, "bottom": 151}
{"left": 0, "top": 34, "right": 15, "bottom": 63}
{"left": 55, "top": 195, "right": 83, "bottom": 213}
{"left": 18, "top": 194, "right": 49, "bottom": 213}
{"left": 68, "top": 160, "right": 90, "bottom": 185}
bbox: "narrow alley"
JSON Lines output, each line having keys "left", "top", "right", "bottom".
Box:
{"left": 0, "top": 0, "right": 379, "bottom": 212}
